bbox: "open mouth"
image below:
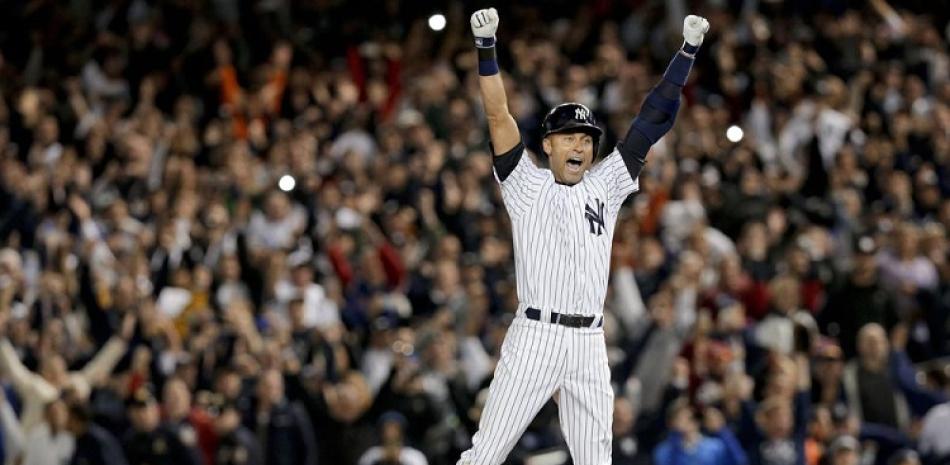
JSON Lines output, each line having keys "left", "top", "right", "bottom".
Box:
{"left": 567, "top": 158, "right": 583, "bottom": 168}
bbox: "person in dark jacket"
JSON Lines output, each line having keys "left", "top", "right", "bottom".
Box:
{"left": 122, "top": 387, "right": 203, "bottom": 465}
{"left": 214, "top": 400, "right": 263, "bottom": 465}
{"left": 247, "top": 368, "right": 318, "bottom": 465}
{"left": 67, "top": 401, "right": 128, "bottom": 465}
{"left": 820, "top": 236, "right": 899, "bottom": 358}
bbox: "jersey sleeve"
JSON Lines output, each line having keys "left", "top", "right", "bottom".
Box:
{"left": 589, "top": 146, "right": 640, "bottom": 215}
{"left": 492, "top": 141, "right": 547, "bottom": 219}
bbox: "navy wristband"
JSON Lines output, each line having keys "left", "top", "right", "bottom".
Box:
{"left": 477, "top": 40, "right": 499, "bottom": 76}
{"left": 479, "top": 59, "right": 499, "bottom": 76}
{"left": 475, "top": 36, "right": 496, "bottom": 48}
{"left": 682, "top": 42, "right": 700, "bottom": 56}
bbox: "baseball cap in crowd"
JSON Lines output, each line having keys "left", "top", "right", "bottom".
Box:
{"left": 378, "top": 410, "right": 408, "bottom": 429}
{"left": 829, "top": 435, "right": 860, "bottom": 454}
{"left": 287, "top": 249, "right": 313, "bottom": 269}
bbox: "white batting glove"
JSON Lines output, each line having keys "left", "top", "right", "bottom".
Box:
{"left": 470, "top": 8, "right": 499, "bottom": 39}
{"left": 683, "top": 15, "right": 710, "bottom": 47}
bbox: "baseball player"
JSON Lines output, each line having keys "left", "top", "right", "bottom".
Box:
{"left": 459, "top": 7, "right": 710, "bottom": 465}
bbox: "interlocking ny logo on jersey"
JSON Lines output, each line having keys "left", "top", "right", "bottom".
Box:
{"left": 575, "top": 107, "right": 590, "bottom": 121}
{"left": 585, "top": 199, "right": 605, "bottom": 236}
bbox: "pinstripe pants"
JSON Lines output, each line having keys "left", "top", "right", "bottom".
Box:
{"left": 458, "top": 313, "right": 613, "bottom": 465}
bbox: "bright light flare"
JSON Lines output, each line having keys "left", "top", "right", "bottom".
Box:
{"left": 278, "top": 175, "right": 296, "bottom": 192}
{"left": 726, "top": 125, "right": 744, "bottom": 143}
{"left": 428, "top": 14, "right": 447, "bottom": 31}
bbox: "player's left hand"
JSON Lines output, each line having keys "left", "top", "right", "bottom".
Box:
{"left": 471, "top": 8, "right": 499, "bottom": 39}
{"left": 683, "top": 15, "right": 710, "bottom": 47}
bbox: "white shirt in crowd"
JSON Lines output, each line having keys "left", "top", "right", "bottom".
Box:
{"left": 274, "top": 280, "right": 340, "bottom": 329}
{"left": 919, "top": 402, "right": 950, "bottom": 459}
{"left": 1, "top": 399, "right": 74, "bottom": 465}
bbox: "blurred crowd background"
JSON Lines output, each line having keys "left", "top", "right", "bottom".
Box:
{"left": 0, "top": 0, "right": 948, "bottom": 465}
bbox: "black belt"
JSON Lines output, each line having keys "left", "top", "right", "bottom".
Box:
{"left": 525, "top": 308, "right": 601, "bottom": 328}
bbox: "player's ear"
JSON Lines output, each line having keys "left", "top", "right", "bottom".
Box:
{"left": 542, "top": 137, "right": 552, "bottom": 156}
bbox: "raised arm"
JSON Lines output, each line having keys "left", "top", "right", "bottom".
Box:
{"left": 78, "top": 312, "right": 134, "bottom": 386}
{"left": 0, "top": 337, "right": 58, "bottom": 403}
{"left": 471, "top": 8, "right": 520, "bottom": 156}
{"left": 615, "top": 15, "right": 709, "bottom": 181}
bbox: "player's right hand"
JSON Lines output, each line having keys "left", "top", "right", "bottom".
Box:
{"left": 470, "top": 8, "right": 499, "bottom": 38}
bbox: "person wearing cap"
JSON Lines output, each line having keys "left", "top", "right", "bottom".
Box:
{"left": 820, "top": 235, "right": 898, "bottom": 359}
{"left": 121, "top": 386, "right": 202, "bottom": 465}
{"left": 824, "top": 435, "right": 860, "bottom": 465}
{"left": 356, "top": 411, "right": 427, "bottom": 465}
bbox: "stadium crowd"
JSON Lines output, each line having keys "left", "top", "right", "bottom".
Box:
{"left": 0, "top": 0, "right": 948, "bottom": 465}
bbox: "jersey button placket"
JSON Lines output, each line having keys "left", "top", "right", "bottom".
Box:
{"left": 558, "top": 190, "right": 572, "bottom": 312}
{"left": 575, "top": 193, "right": 585, "bottom": 309}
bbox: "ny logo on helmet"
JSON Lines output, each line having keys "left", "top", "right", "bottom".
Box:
{"left": 575, "top": 107, "right": 590, "bottom": 121}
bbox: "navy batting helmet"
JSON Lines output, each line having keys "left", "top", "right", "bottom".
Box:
{"left": 541, "top": 103, "right": 603, "bottom": 153}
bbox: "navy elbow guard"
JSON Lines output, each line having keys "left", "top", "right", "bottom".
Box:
{"left": 617, "top": 88, "right": 681, "bottom": 180}
{"left": 617, "top": 45, "right": 696, "bottom": 177}
{"left": 631, "top": 46, "right": 695, "bottom": 146}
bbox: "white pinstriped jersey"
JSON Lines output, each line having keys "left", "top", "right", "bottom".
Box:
{"left": 494, "top": 146, "right": 639, "bottom": 317}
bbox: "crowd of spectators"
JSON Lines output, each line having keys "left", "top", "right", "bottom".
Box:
{"left": 0, "top": 0, "right": 948, "bottom": 464}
